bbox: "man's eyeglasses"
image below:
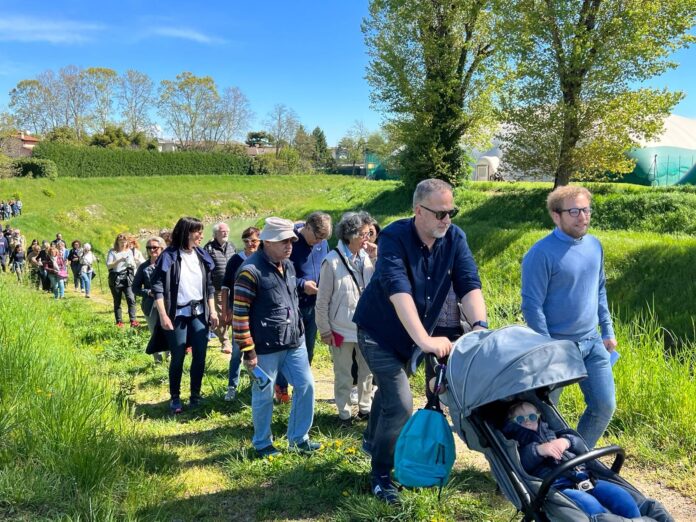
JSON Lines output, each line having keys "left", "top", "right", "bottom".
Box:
{"left": 146, "top": 245, "right": 161, "bottom": 251}
{"left": 420, "top": 204, "right": 459, "bottom": 220}
{"left": 557, "top": 207, "right": 592, "bottom": 217}
{"left": 512, "top": 413, "right": 540, "bottom": 425}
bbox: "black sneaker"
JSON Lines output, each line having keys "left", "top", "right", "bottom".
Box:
{"left": 170, "top": 398, "right": 183, "bottom": 414}
{"left": 356, "top": 411, "right": 370, "bottom": 422}
{"left": 256, "top": 445, "right": 281, "bottom": 458}
{"left": 371, "top": 474, "right": 399, "bottom": 504}
{"left": 290, "top": 439, "right": 322, "bottom": 454}
{"left": 189, "top": 395, "right": 203, "bottom": 408}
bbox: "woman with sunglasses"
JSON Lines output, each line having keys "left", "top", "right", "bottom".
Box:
{"left": 221, "top": 226, "right": 260, "bottom": 400}
{"left": 133, "top": 236, "right": 168, "bottom": 361}
{"left": 151, "top": 217, "right": 218, "bottom": 414}
{"left": 503, "top": 401, "right": 640, "bottom": 518}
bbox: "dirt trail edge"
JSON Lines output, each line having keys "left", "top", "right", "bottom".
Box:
{"left": 313, "top": 371, "right": 696, "bottom": 521}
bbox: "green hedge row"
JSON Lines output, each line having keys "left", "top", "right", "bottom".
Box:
{"left": 32, "top": 142, "right": 252, "bottom": 178}
{"left": 12, "top": 157, "right": 58, "bottom": 179}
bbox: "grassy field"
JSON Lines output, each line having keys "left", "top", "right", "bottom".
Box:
{"left": 1, "top": 175, "right": 696, "bottom": 520}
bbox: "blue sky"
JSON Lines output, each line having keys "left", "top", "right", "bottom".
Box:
{"left": 0, "top": 1, "right": 694, "bottom": 146}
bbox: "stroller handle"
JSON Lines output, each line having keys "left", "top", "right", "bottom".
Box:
{"left": 532, "top": 445, "right": 625, "bottom": 514}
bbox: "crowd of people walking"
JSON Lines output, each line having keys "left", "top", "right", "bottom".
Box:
{"left": 3, "top": 180, "right": 623, "bottom": 513}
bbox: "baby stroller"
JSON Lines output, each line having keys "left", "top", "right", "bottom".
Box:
{"left": 441, "top": 325, "right": 673, "bottom": 522}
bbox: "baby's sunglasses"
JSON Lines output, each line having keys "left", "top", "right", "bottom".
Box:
{"left": 513, "top": 413, "right": 540, "bottom": 425}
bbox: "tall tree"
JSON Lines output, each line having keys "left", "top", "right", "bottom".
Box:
{"left": 293, "top": 125, "right": 316, "bottom": 163}
{"left": 117, "top": 69, "right": 155, "bottom": 135}
{"left": 58, "top": 65, "right": 93, "bottom": 139}
{"left": 264, "top": 104, "right": 299, "bottom": 157}
{"left": 363, "top": 0, "right": 500, "bottom": 188}
{"left": 245, "top": 131, "right": 274, "bottom": 147}
{"left": 218, "top": 86, "right": 253, "bottom": 142}
{"left": 8, "top": 80, "right": 46, "bottom": 135}
{"left": 499, "top": 0, "right": 696, "bottom": 187}
{"left": 158, "top": 72, "right": 220, "bottom": 149}
{"left": 311, "top": 126, "right": 332, "bottom": 168}
{"left": 84, "top": 67, "right": 117, "bottom": 132}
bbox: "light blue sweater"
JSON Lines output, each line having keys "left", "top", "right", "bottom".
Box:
{"left": 521, "top": 228, "right": 614, "bottom": 342}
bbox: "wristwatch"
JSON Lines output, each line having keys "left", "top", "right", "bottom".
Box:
{"left": 472, "top": 320, "right": 489, "bottom": 329}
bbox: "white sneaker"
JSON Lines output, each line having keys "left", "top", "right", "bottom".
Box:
{"left": 224, "top": 386, "right": 237, "bottom": 401}
{"left": 350, "top": 386, "right": 359, "bottom": 406}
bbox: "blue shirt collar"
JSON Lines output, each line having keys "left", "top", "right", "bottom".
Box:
{"left": 339, "top": 240, "right": 366, "bottom": 262}
{"left": 409, "top": 217, "right": 443, "bottom": 252}
{"left": 553, "top": 227, "right": 584, "bottom": 245}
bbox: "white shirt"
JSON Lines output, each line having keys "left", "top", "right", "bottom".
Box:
{"left": 177, "top": 249, "right": 203, "bottom": 306}
{"left": 107, "top": 249, "right": 135, "bottom": 273}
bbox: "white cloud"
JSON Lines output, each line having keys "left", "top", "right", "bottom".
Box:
{"left": 149, "top": 26, "right": 226, "bottom": 45}
{"left": 0, "top": 16, "right": 104, "bottom": 44}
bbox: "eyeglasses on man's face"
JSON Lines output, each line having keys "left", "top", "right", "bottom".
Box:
{"left": 557, "top": 207, "right": 592, "bottom": 217}
{"left": 420, "top": 204, "right": 459, "bottom": 221}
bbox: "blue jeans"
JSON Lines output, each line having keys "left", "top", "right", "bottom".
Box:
{"left": 48, "top": 274, "right": 65, "bottom": 298}
{"left": 251, "top": 344, "right": 315, "bottom": 450}
{"left": 80, "top": 271, "right": 92, "bottom": 296}
{"left": 562, "top": 480, "right": 640, "bottom": 517}
{"left": 576, "top": 335, "right": 616, "bottom": 449}
{"left": 276, "top": 306, "right": 317, "bottom": 390}
{"left": 227, "top": 340, "right": 243, "bottom": 388}
{"left": 165, "top": 314, "right": 209, "bottom": 400}
{"left": 358, "top": 330, "right": 413, "bottom": 476}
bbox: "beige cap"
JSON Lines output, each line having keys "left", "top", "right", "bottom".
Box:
{"left": 259, "top": 217, "right": 298, "bottom": 242}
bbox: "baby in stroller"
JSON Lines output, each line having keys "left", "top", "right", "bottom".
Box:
{"left": 503, "top": 401, "right": 640, "bottom": 518}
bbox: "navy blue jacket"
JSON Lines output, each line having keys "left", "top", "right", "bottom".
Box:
{"left": 150, "top": 247, "right": 216, "bottom": 322}
{"left": 290, "top": 223, "right": 329, "bottom": 308}
{"left": 353, "top": 218, "right": 481, "bottom": 362}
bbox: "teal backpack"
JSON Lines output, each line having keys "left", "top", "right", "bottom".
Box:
{"left": 394, "top": 366, "right": 456, "bottom": 492}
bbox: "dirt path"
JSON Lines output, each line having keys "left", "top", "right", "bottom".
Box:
{"left": 313, "top": 369, "right": 696, "bottom": 521}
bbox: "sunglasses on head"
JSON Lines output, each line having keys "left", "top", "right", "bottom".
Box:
{"left": 420, "top": 204, "right": 459, "bottom": 220}
{"left": 513, "top": 413, "right": 540, "bottom": 425}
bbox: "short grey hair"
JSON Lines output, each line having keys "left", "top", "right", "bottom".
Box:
{"left": 335, "top": 211, "right": 373, "bottom": 244}
{"left": 412, "top": 178, "right": 453, "bottom": 210}
{"left": 146, "top": 236, "right": 167, "bottom": 249}
{"left": 212, "top": 222, "right": 229, "bottom": 235}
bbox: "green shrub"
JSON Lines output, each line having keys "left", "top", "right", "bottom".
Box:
{"left": 12, "top": 158, "right": 58, "bottom": 179}
{"left": 33, "top": 142, "right": 252, "bottom": 178}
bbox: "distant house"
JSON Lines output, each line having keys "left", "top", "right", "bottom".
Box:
{"left": 1, "top": 133, "right": 40, "bottom": 158}
{"left": 246, "top": 145, "right": 276, "bottom": 156}
{"left": 156, "top": 139, "right": 178, "bottom": 152}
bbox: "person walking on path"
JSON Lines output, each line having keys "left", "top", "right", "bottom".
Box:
{"left": 221, "top": 226, "right": 260, "bottom": 401}
{"left": 316, "top": 211, "right": 376, "bottom": 425}
{"left": 521, "top": 186, "right": 617, "bottom": 449}
{"left": 79, "top": 243, "right": 96, "bottom": 298}
{"left": 232, "top": 217, "right": 319, "bottom": 457}
{"left": 68, "top": 240, "right": 84, "bottom": 292}
{"left": 353, "top": 178, "right": 488, "bottom": 503}
{"left": 204, "top": 222, "right": 236, "bottom": 354}
{"left": 151, "top": 217, "right": 218, "bottom": 414}
{"left": 107, "top": 233, "right": 139, "bottom": 327}
{"left": 133, "top": 236, "right": 169, "bottom": 362}
{"left": 273, "top": 212, "right": 332, "bottom": 404}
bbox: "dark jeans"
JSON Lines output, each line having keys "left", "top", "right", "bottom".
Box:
{"left": 358, "top": 329, "right": 413, "bottom": 476}
{"left": 0, "top": 254, "right": 6, "bottom": 272}
{"left": 165, "top": 314, "right": 209, "bottom": 400}
{"left": 71, "top": 263, "right": 83, "bottom": 290}
{"left": 276, "top": 305, "right": 317, "bottom": 390}
{"left": 110, "top": 284, "right": 136, "bottom": 323}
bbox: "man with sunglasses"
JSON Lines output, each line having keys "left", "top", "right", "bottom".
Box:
{"left": 353, "top": 178, "right": 488, "bottom": 503}
{"left": 521, "top": 186, "right": 617, "bottom": 450}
